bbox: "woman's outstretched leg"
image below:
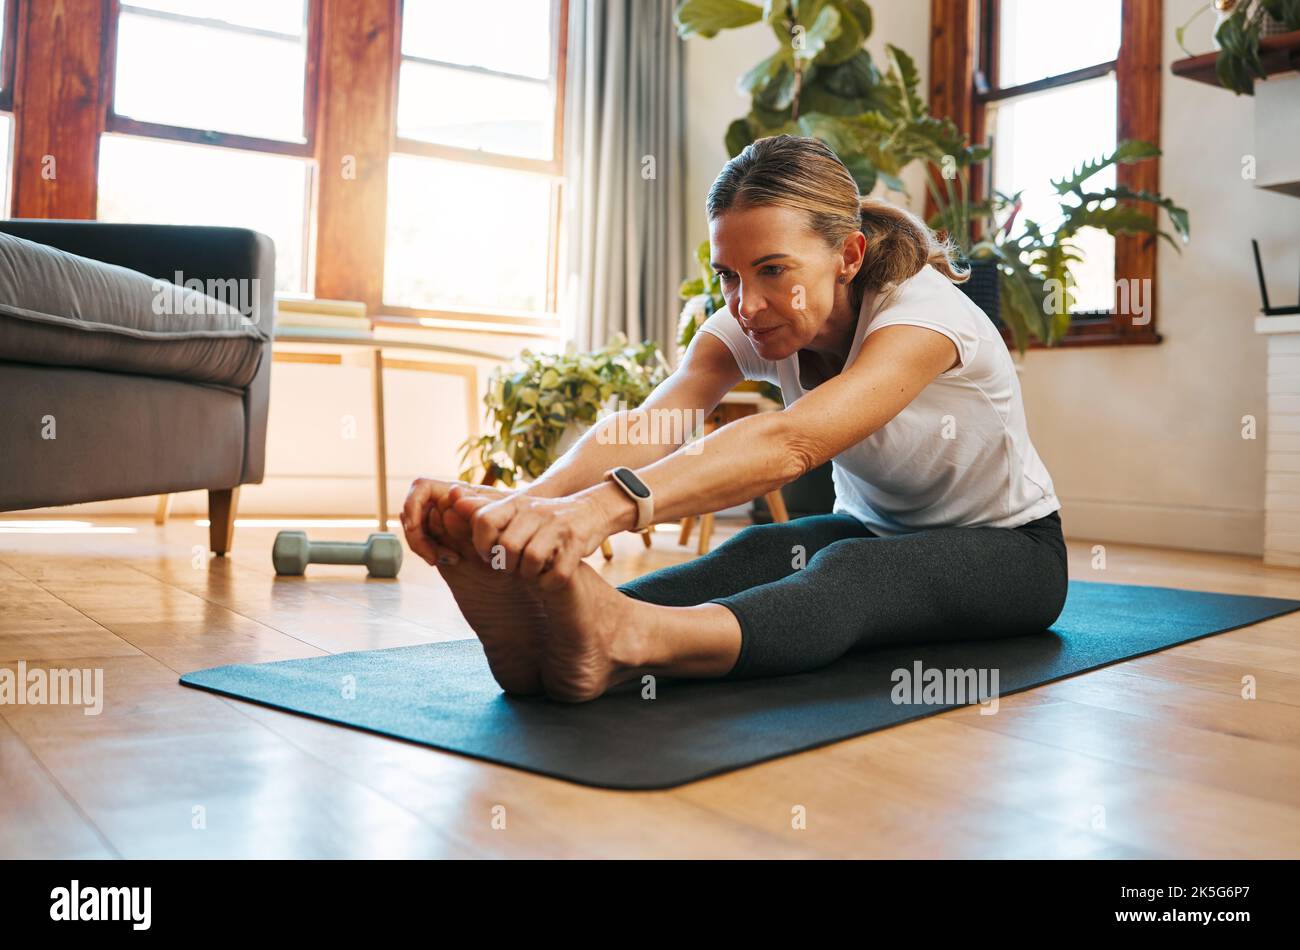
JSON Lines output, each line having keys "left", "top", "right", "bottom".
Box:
{"left": 507, "top": 515, "right": 869, "bottom": 701}
{"left": 517, "top": 510, "right": 1067, "bottom": 701}
{"left": 617, "top": 513, "right": 871, "bottom": 605}
{"left": 710, "top": 511, "right": 1069, "bottom": 678}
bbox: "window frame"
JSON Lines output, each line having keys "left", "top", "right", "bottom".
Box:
{"left": 95, "top": 0, "right": 323, "bottom": 295}
{"left": 930, "top": 0, "right": 1164, "bottom": 349}
{"left": 100, "top": 0, "right": 323, "bottom": 157}
{"left": 9, "top": 0, "right": 571, "bottom": 337}
{"left": 380, "top": 0, "right": 568, "bottom": 331}
{"left": 0, "top": 0, "right": 18, "bottom": 112}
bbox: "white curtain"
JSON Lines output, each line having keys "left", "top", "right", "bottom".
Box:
{"left": 558, "top": 0, "right": 687, "bottom": 355}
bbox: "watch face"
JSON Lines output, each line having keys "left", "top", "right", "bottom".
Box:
{"left": 615, "top": 467, "right": 651, "bottom": 499}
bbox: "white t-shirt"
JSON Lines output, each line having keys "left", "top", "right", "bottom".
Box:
{"left": 696, "top": 263, "right": 1061, "bottom": 536}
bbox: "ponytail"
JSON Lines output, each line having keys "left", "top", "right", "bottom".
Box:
{"left": 851, "top": 197, "right": 968, "bottom": 310}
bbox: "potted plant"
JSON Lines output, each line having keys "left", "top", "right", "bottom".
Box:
{"left": 964, "top": 141, "right": 1191, "bottom": 354}
{"left": 829, "top": 48, "right": 1191, "bottom": 353}
{"left": 459, "top": 334, "right": 669, "bottom": 487}
{"left": 1177, "top": 0, "right": 1300, "bottom": 94}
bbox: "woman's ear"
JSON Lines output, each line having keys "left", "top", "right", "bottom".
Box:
{"left": 843, "top": 230, "right": 867, "bottom": 276}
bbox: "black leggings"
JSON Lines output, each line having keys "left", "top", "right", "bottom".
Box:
{"left": 617, "top": 509, "right": 1069, "bottom": 680}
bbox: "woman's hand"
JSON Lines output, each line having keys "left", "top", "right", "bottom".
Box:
{"left": 400, "top": 477, "right": 513, "bottom": 567}
{"left": 451, "top": 488, "right": 629, "bottom": 589}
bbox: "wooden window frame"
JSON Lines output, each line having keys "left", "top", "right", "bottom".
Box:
{"left": 379, "top": 0, "right": 569, "bottom": 332}
{"left": 8, "top": 0, "right": 570, "bottom": 337}
{"left": 100, "top": 0, "right": 323, "bottom": 157}
{"left": 0, "top": 0, "right": 18, "bottom": 112}
{"left": 930, "top": 0, "right": 1163, "bottom": 350}
{"left": 90, "top": 0, "right": 323, "bottom": 294}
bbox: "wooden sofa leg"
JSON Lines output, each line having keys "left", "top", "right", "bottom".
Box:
{"left": 209, "top": 487, "right": 240, "bottom": 556}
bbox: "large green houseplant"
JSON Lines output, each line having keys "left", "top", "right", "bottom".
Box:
{"left": 677, "top": 0, "right": 1190, "bottom": 355}
{"left": 675, "top": 0, "right": 906, "bottom": 193}
{"left": 458, "top": 335, "right": 669, "bottom": 486}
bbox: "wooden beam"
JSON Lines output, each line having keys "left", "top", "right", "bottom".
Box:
{"left": 927, "top": 0, "right": 979, "bottom": 224}
{"left": 312, "top": 0, "right": 399, "bottom": 308}
{"left": 11, "top": 0, "right": 109, "bottom": 218}
{"left": 929, "top": 0, "right": 977, "bottom": 135}
{"left": 1114, "top": 0, "right": 1162, "bottom": 338}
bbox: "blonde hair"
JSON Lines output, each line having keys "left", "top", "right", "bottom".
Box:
{"left": 706, "top": 134, "right": 967, "bottom": 312}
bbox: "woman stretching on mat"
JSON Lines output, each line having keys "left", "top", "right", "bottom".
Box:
{"left": 401, "top": 134, "right": 1068, "bottom": 703}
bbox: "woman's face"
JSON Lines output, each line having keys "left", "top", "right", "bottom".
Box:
{"left": 709, "top": 204, "right": 863, "bottom": 361}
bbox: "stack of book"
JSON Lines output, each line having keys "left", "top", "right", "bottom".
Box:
{"left": 275, "top": 298, "right": 371, "bottom": 338}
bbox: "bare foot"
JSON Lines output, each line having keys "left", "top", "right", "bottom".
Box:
{"left": 434, "top": 505, "right": 548, "bottom": 697}
{"left": 524, "top": 560, "right": 642, "bottom": 703}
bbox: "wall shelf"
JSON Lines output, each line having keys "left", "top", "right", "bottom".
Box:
{"left": 1170, "top": 30, "right": 1300, "bottom": 89}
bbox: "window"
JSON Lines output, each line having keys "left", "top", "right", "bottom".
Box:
{"left": 0, "top": 0, "right": 14, "bottom": 112}
{"left": 98, "top": 136, "right": 312, "bottom": 291}
{"left": 936, "top": 0, "right": 1164, "bottom": 345}
{"left": 979, "top": 0, "right": 1122, "bottom": 316}
{"left": 0, "top": 0, "right": 14, "bottom": 214}
{"left": 384, "top": 0, "right": 567, "bottom": 323}
{"left": 10, "top": 0, "right": 571, "bottom": 330}
{"left": 96, "top": 0, "right": 319, "bottom": 292}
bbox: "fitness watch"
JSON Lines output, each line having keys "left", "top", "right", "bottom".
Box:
{"left": 605, "top": 466, "right": 653, "bottom": 530}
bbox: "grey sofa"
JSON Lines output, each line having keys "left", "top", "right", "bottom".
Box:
{"left": 0, "top": 221, "right": 276, "bottom": 554}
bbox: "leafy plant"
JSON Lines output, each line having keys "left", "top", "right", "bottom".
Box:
{"left": 675, "top": 0, "right": 1191, "bottom": 356}
{"left": 675, "top": 0, "right": 898, "bottom": 192}
{"left": 458, "top": 335, "right": 669, "bottom": 486}
{"left": 1176, "top": 0, "right": 1300, "bottom": 95}
{"left": 677, "top": 239, "right": 726, "bottom": 353}
{"left": 970, "top": 141, "right": 1191, "bottom": 352}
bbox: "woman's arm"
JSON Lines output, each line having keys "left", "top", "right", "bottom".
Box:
{"left": 587, "top": 323, "right": 958, "bottom": 528}
{"left": 401, "top": 329, "right": 741, "bottom": 565}
{"left": 520, "top": 330, "right": 744, "bottom": 499}
{"left": 456, "top": 324, "right": 959, "bottom": 582}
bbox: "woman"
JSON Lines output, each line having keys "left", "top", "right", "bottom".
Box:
{"left": 401, "top": 134, "right": 1068, "bottom": 703}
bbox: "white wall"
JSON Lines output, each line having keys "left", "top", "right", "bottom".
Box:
{"left": 684, "top": 0, "right": 1300, "bottom": 556}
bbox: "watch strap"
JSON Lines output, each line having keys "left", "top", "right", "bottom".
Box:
{"left": 606, "top": 466, "right": 653, "bottom": 531}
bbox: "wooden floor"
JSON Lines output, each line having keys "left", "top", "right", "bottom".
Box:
{"left": 2, "top": 513, "right": 1299, "bottom": 859}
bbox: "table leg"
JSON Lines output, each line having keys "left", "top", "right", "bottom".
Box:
{"left": 765, "top": 488, "right": 790, "bottom": 523}
{"left": 372, "top": 349, "right": 388, "bottom": 530}
{"left": 696, "top": 511, "right": 715, "bottom": 556}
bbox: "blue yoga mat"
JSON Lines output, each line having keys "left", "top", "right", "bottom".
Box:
{"left": 180, "top": 580, "right": 1300, "bottom": 789}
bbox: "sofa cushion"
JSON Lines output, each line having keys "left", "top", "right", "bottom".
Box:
{"left": 0, "top": 230, "right": 269, "bottom": 389}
